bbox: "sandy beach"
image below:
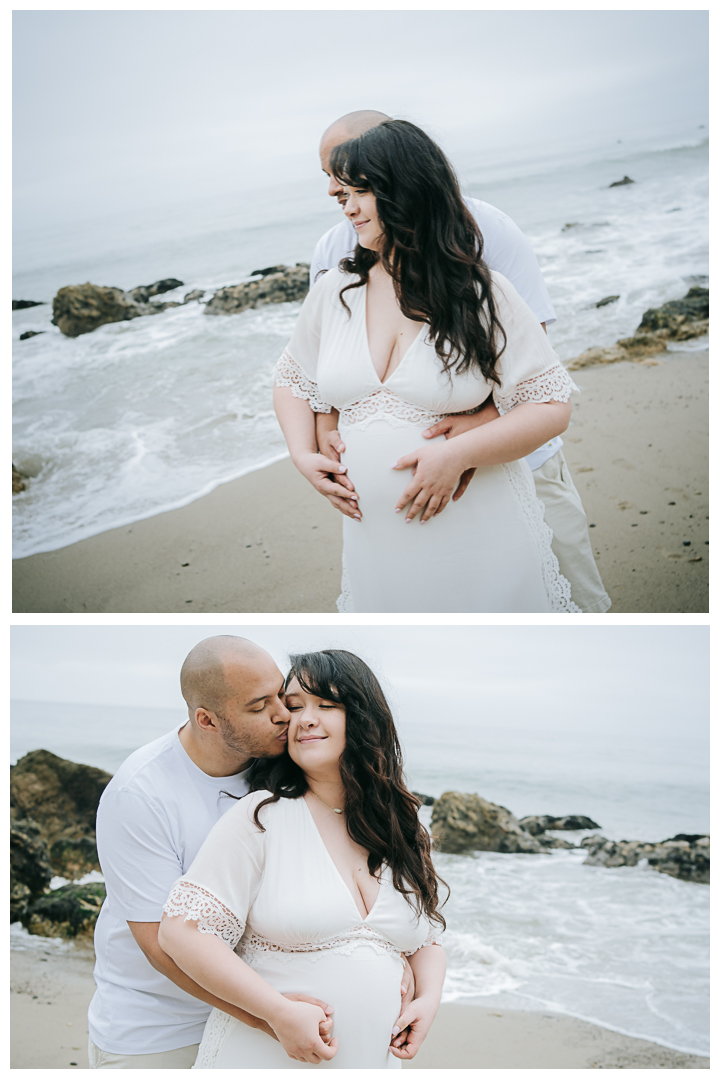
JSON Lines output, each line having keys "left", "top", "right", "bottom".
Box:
{"left": 13, "top": 347, "right": 707, "bottom": 614}
{"left": 11, "top": 942, "right": 709, "bottom": 1069}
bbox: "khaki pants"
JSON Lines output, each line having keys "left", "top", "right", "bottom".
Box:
{"left": 88, "top": 1038, "right": 199, "bottom": 1069}
{"left": 533, "top": 450, "right": 611, "bottom": 614}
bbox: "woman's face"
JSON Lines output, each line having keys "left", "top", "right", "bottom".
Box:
{"left": 342, "top": 183, "right": 383, "bottom": 251}
{"left": 285, "top": 676, "right": 347, "bottom": 773}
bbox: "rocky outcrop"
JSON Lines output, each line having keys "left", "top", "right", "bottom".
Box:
{"left": 412, "top": 792, "right": 435, "bottom": 806}
{"left": 183, "top": 289, "right": 205, "bottom": 304}
{"left": 12, "top": 464, "right": 27, "bottom": 494}
{"left": 581, "top": 834, "right": 709, "bottom": 884}
{"left": 13, "top": 300, "right": 45, "bottom": 310}
{"left": 567, "top": 287, "right": 709, "bottom": 370}
{"left": 126, "top": 278, "right": 183, "bottom": 303}
{"left": 609, "top": 175, "right": 635, "bottom": 187}
{"left": 431, "top": 792, "right": 543, "bottom": 854}
{"left": 52, "top": 282, "right": 177, "bottom": 337}
{"left": 10, "top": 819, "right": 53, "bottom": 923}
{"left": 25, "top": 882, "right": 106, "bottom": 939}
{"left": 519, "top": 814, "right": 601, "bottom": 835}
{"left": 595, "top": 295, "right": 619, "bottom": 308}
{"left": 204, "top": 263, "right": 309, "bottom": 316}
{"left": 10, "top": 750, "right": 113, "bottom": 935}
{"left": 19, "top": 330, "right": 46, "bottom": 340}
{"left": 11, "top": 750, "right": 111, "bottom": 877}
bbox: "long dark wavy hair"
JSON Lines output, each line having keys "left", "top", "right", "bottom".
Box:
{"left": 330, "top": 119, "right": 506, "bottom": 385}
{"left": 247, "top": 649, "right": 448, "bottom": 929}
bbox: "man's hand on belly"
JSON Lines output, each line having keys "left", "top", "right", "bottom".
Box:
{"left": 421, "top": 401, "right": 501, "bottom": 503}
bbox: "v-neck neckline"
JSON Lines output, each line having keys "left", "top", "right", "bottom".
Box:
{"left": 301, "top": 796, "right": 382, "bottom": 922}
{"left": 361, "top": 282, "right": 426, "bottom": 386}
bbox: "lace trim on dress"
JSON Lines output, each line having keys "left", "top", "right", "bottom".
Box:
{"left": 193, "top": 1009, "right": 232, "bottom": 1070}
{"left": 272, "top": 349, "right": 333, "bottom": 413}
{"left": 501, "top": 460, "right": 581, "bottom": 612}
{"left": 241, "top": 926, "right": 404, "bottom": 966}
{"left": 336, "top": 549, "right": 354, "bottom": 613}
{"left": 494, "top": 363, "right": 579, "bottom": 416}
{"left": 339, "top": 388, "right": 446, "bottom": 431}
{"left": 163, "top": 880, "right": 244, "bottom": 950}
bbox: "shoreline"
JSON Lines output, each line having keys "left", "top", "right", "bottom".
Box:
{"left": 11, "top": 943, "right": 709, "bottom": 1069}
{"left": 13, "top": 347, "right": 708, "bottom": 614}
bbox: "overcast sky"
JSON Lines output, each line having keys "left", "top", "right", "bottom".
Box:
{"left": 13, "top": 9, "right": 708, "bottom": 227}
{"left": 10, "top": 625, "right": 709, "bottom": 744}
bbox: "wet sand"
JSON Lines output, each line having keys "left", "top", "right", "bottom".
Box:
{"left": 11, "top": 943, "right": 709, "bottom": 1069}
{"left": 12, "top": 348, "right": 708, "bottom": 614}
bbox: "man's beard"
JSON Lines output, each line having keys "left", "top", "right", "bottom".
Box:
{"left": 216, "top": 716, "right": 286, "bottom": 760}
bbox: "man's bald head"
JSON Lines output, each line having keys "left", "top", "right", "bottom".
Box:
{"left": 320, "top": 110, "right": 391, "bottom": 188}
{"left": 180, "top": 635, "right": 271, "bottom": 718}
{"left": 321, "top": 110, "right": 391, "bottom": 149}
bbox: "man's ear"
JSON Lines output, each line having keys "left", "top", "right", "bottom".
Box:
{"left": 194, "top": 707, "right": 218, "bottom": 733}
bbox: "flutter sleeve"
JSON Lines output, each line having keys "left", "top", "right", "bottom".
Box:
{"left": 163, "top": 792, "right": 268, "bottom": 951}
{"left": 407, "top": 921, "right": 444, "bottom": 955}
{"left": 489, "top": 272, "right": 578, "bottom": 416}
{"left": 272, "top": 270, "right": 335, "bottom": 413}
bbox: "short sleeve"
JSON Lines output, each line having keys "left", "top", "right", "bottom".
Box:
{"left": 272, "top": 272, "right": 337, "bottom": 413}
{"left": 96, "top": 789, "right": 185, "bottom": 923}
{"left": 407, "top": 921, "right": 444, "bottom": 955}
{"left": 489, "top": 272, "right": 578, "bottom": 415}
{"left": 162, "top": 792, "right": 268, "bottom": 951}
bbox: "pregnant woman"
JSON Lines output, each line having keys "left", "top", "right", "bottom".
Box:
{"left": 273, "top": 120, "right": 581, "bottom": 613}
{"left": 159, "top": 649, "right": 447, "bottom": 1068}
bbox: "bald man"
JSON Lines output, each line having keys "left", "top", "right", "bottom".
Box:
{"left": 87, "top": 636, "right": 332, "bottom": 1068}
{"left": 309, "top": 111, "right": 611, "bottom": 614}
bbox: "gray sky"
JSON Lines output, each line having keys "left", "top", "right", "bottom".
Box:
{"left": 13, "top": 10, "right": 708, "bottom": 226}
{"left": 10, "top": 625, "right": 709, "bottom": 742}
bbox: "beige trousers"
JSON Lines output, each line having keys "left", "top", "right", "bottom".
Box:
{"left": 533, "top": 450, "right": 611, "bottom": 614}
{"left": 88, "top": 1038, "right": 199, "bottom": 1069}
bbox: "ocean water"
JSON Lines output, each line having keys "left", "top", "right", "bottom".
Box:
{"left": 12, "top": 124, "right": 708, "bottom": 558}
{"left": 10, "top": 698, "right": 709, "bottom": 1056}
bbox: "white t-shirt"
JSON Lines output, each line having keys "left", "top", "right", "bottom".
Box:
{"left": 310, "top": 197, "right": 561, "bottom": 470}
{"left": 87, "top": 727, "right": 251, "bottom": 1055}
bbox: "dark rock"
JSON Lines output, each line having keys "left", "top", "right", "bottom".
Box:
{"left": 11, "top": 749, "right": 111, "bottom": 880}
{"left": 536, "top": 834, "right": 575, "bottom": 850}
{"left": 183, "top": 289, "right": 205, "bottom": 304}
{"left": 412, "top": 792, "right": 435, "bottom": 806}
{"left": 562, "top": 223, "right": 581, "bottom": 231}
{"left": 12, "top": 464, "right": 27, "bottom": 494}
{"left": 595, "top": 296, "right": 620, "bottom": 308}
{"left": 26, "top": 882, "right": 106, "bottom": 938}
{"left": 51, "top": 283, "right": 181, "bottom": 337}
{"left": 609, "top": 176, "right": 635, "bottom": 187}
{"left": 13, "top": 300, "right": 45, "bottom": 310}
{"left": 19, "top": 330, "right": 46, "bottom": 340}
{"left": 126, "top": 278, "right": 184, "bottom": 303}
{"left": 520, "top": 814, "right": 601, "bottom": 836}
{"left": 581, "top": 834, "right": 709, "bottom": 884}
{"left": 251, "top": 266, "right": 287, "bottom": 277}
{"left": 637, "top": 287, "right": 709, "bottom": 334}
{"left": 205, "top": 264, "right": 310, "bottom": 316}
{"left": 431, "top": 791, "right": 543, "bottom": 854}
{"left": 10, "top": 819, "right": 53, "bottom": 922}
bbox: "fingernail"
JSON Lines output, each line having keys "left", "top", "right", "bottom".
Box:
{"left": 353, "top": 515, "right": 361, "bottom": 521}
{"left": 391, "top": 1026, "right": 400, "bottom": 1037}
{"left": 405, "top": 519, "right": 412, "bottom": 524}
{"left": 337, "top": 465, "right": 346, "bottom": 472}
{"left": 420, "top": 519, "right": 426, "bottom": 524}
{"left": 395, "top": 508, "right": 402, "bottom": 513}
{"left": 390, "top": 462, "right": 398, "bottom": 469}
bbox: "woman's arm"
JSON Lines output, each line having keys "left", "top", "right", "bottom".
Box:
{"left": 273, "top": 385, "right": 360, "bottom": 517}
{"left": 390, "top": 944, "right": 446, "bottom": 1060}
{"left": 393, "top": 399, "right": 571, "bottom": 522}
{"left": 159, "top": 914, "right": 338, "bottom": 1063}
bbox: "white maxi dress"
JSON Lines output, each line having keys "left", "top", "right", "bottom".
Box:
{"left": 274, "top": 268, "right": 581, "bottom": 613}
{"left": 163, "top": 790, "right": 438, "bottom": 1069}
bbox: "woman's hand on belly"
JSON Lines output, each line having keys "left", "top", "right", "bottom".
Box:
{"left": 392, "top": 440, "right": 468, "bottom": 523}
